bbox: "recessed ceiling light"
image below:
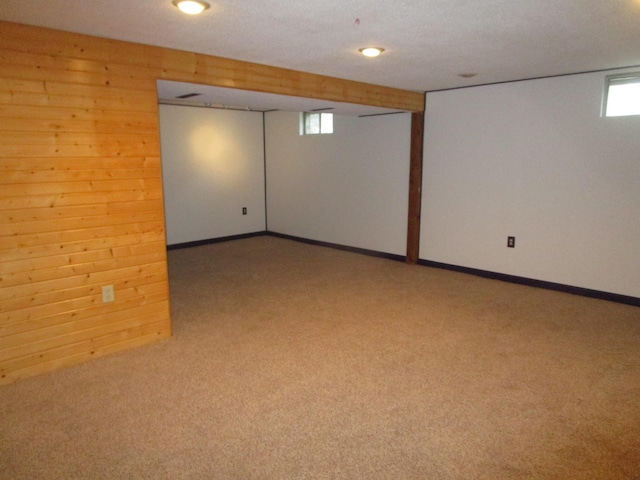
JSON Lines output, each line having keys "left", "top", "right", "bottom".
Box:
{"left": 359, "top": 47, "right": 385, "bottom": 58}
{"left": 458, "top": 73, "right": 478, "bottom": 78}
{"left": 173, "top": 0, "right": 210, "bottom": 15}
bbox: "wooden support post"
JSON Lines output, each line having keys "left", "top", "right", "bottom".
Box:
{"left": 406, "top": 110, "right": 425, "bottom": 264}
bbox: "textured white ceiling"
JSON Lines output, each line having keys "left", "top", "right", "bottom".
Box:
{"left": 2, "top": 0, "right": 640, "bottom": 112}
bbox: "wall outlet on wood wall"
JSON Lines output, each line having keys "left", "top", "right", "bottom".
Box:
{"left": 102, "top": 285, "right": 115, "bottom": 303}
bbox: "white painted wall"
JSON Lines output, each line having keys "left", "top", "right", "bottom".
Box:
{"left": 420, "top": 68, "right": 640, "bottom": 298}
{"left": 265, "top": 111, "right": 411, "bottom": 256}
{"left": 158, "top": 104, "right": 266, "bottom": 245}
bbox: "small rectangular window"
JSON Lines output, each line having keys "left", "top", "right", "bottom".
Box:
{"left": 301, "top": 112, "right": 334, "bottom": 135}
{"left": 603, "top": 73, "right": 640, "bottom": 117}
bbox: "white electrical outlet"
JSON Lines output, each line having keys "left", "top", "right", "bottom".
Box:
{"left": 102, "top": 285, "right": 115, "bottom": 303}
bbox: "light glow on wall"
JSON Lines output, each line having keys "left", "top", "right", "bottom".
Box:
{"left": 189, "top": 125, "right": 246, "bottom": 185}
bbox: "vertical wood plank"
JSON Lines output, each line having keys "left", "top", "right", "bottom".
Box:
{"left": 407, "top": 110, "right": 425, "bottom": 264}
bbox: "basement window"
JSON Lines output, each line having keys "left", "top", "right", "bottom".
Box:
{"left": 603, "top": 73, "right": 640, "bottom": 117}
{"left": 301, "top": 112, "right": 334, "bottom": 135}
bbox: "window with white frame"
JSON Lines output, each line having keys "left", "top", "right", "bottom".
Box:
{"left": 301, "top": 112, "right": 334, "bottom": 135}
{"left": 603, "top": 73, "right": 640, "bottom": 117}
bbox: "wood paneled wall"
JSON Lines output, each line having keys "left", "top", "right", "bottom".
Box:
{"left": 0, "top": 21, "right": 424, "bottom": 384}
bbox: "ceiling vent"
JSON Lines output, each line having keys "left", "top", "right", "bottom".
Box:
{"left": 175, "top": 93, "right": 202, "bottom": 99}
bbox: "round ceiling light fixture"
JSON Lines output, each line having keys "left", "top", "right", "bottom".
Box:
{"left": 173, "top": 0, "right": 210, "bottom": 15}
{"left": 359, "top": 47, "right": 385, "bottom": 58}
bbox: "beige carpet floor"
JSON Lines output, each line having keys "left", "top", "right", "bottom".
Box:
{"left": 1, "top": 236, "right": 640, "bottom": 479}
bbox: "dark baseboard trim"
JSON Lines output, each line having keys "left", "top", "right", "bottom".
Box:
{"left": 418, "top": 259, "right": 640, "bottom": 308}
{"left": 167, "top": 234, "right": 637, "bottom": 307}
{"left": 166, "top": 231, "right": 267, "bottom": 250}
{"left": 266, "top": 232, "right": 406, "bottom": 263}
{"left": 166, "top": 231, "right": 405, "bottom": 263}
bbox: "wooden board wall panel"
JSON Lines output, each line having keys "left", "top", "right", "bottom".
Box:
{"left": 2, "top": 210, "right": 163, "bottom": 239}
{"left": 1, "top": 265, "right": 167, "bottom": 321}
{"left": 1, "top": 284, "right": 167, "bottom": 338}
{"left": 107, "top": 197, "right": 164, "bottom": 214}
{"left": 2, "top": 259, "right": 166, "bottom": 305}
{"left": 0, "top": 116, "right": 160, "bottom": 135}
{"left": 1, "top": 300, "right": 169, "bottom": 363}
{"left": 1, "top": 248, "right": 166, "bottom": 287}
{"left": 1, "top": 221, "right": 164, "bottom": 257}
{"left": 0, "top": 23, "right": 176, "bottom": 66}
{"left": 0, "top": 47, "right": 165, "bottom": 83}
{"left": 1, "top": 239, "right": 118, "bottom": 274}
{"left": 0, "top": 49, "right": 165, "bottom": 81}
{"left": 0, "top": 141, "right": 159, "bottom": 158}
{"left": 0, "top": 205, "right": 107, "bottom": 224}
{"left": 0, "top": 88, "right": 158, "bottom": 112}
{"left": 1, "top": 166, "right": 162, "bottom": 184}
{"left": 0, "top": 300, "right": 169, "bottom": 362}
{"left": 0, "top": 21, "right": 424, "bottom": 111}
{"left": 178, "top": 54, "right": 423, "bottom": 111}
{"left": 0, "top": 156, "right": 160, "bottom": 172}
{"left": 1, "top": 319, "right": 171, "bottom": 385}
{"left": 2, "top": 318, "right": 167, "bottom": 382}
{"left": 1, "top": 279, "right": 167, "bottom": 331}
{"left": 0, "top": 179, "right": 163, "bottom": 198}
{"left": 1, "top": 240, "right": 166, "bottom": 276}
{"left": 0, "top": 132, "right": 158, "bottom": 147}
{"left": 1, "top": 327, "right": 171, "bottom": 385}
{"left": 8, "top": 302, "right": 166, "bottom": 356}
{"left": 0, "top": 64, "right": 158, "bottom": 93}
{"left": 3, "top": 248, "right": 166, "bottom": 287}
{"left": 0, "top": 105, "right": 159, "bottom": 126}
{"left": 1, "top": 178, "right": 162, "bottom": 198}
{"left": 0, "top": 78, "right": 47, "bottom": 94}
{"left": 1, "top": 230, "right": 163, "bottom": 264}
{"left": 0, "top": 200, "right": 161, "bottom": 227}
{"left": 1, "top": 179, "right": 154, "bottom": 198}
{"left": 0, "top": 188, "right": 163, "bottom": 212}
{"left": 0, "top": 19, "right": 423, "bottom": 384}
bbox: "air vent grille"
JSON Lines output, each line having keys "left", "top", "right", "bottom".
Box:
{"left": 175, "top": 93, "right": 202, "bottom": 99}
